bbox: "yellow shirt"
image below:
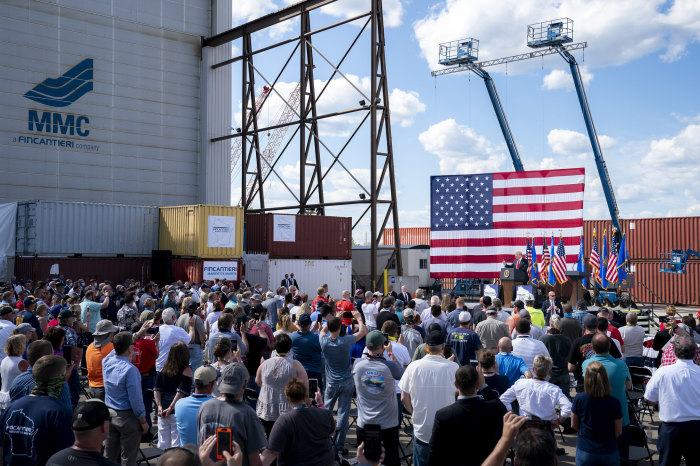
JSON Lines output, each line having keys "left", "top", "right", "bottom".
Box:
{"left": 526, "top": 307, "right": 546, "bottom": 328}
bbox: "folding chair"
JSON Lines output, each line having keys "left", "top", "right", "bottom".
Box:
{"left": 137, "top": 447, "right": 164, "bottom": 465}
{"left": 627, "top": 366, "right": 654, "bottom": 423}
{"left": 79, "top": 374, "right": 91, "bottom": 399}
{"left": 627, "top": 424, "right": 656, "bottom": 465}
{"left": 398, "top": 413, "right": 413, "bottom": 466}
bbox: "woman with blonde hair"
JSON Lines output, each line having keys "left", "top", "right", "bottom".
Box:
{"left": 571, "top": 361, "right": 623, "bottom": 465}
{"left": 0, "top": 334, "right": 29, "bottom": 409}
{"left": 659, "top": 305, "right": 680, "bottom": 331}
{"left": 274, "top": 314, "right": 297, "bottom": 337}
{"left": 440, "top": 293, "right": 451, "bottom": 312}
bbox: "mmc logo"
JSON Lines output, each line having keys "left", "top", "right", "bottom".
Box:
{"left": 24, "top": 59, "right": 93, "bottom": 138}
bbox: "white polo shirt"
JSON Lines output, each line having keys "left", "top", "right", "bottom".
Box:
{"left": 512, "top": 334, "right": 550, "bottom": 371}
{"left": 645, "top": 359, "right": 700, "bottom": 423}
{"left": 398, "top": 355, "right": 458, "bottom": 443}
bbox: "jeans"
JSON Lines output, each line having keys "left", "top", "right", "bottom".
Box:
{"left": 324, "top": 378, "right": 355, "bottom": 451}
{"left": 105, "top": 409, "right": 142, "bottom": 466}
{"left": 413, "top": 435, "right": 429, "bottom": 466}
{"left": 188, "top": 344, "right": 204, "bottom": 374}
{"left": 67, "top": 365, "right": 80, "bottom": 409}
{"left": 357, "top": 425, "right": 400, "bottom": 466}
{"left": 246, "top": 376, "right": 260, "bottom": 409}
{"left": 575, "top": 449, "right": 619, "bottom": 466}
{"left": 141, "top": 374, "right": 155, "bottom": 430}
{"left": 624, "top": 357, "right": 645, "bottom": 368}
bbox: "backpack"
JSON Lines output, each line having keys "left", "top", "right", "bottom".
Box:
{"left": 401, "top": 325, "right": 423, "bottom": 358}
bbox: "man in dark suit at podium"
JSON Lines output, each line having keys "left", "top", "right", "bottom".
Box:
{"left": 501, "top": 251, "right": 528, "bottom": 275}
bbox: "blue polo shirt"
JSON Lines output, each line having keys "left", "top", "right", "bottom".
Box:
{"left": 175, "top": 393, "right": 213, "bottom": 446}
{"left": 583, "top": 354, "right": 631, "bottom": 426}
{"left": 495, "top": 352, "right": 530, "bottom": 386}
{"left": 291, "top": 330, "right": 322, "bottom": 373}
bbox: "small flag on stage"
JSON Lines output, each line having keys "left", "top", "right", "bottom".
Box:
{"left": 576, "top": 235, "right": 586, "bottom": 288}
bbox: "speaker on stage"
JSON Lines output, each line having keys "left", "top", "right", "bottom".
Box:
{"left": 152, "top": 250, "right": 173, "bottom": 284}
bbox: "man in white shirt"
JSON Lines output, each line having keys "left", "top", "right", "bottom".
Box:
{"left": 399, "top": 331, "right": 458, "bottom": 466}
{"left": 413, "top": 289, "right": 429, "bottom": 316}
{"left": 500, "top": 354, "right": 571, "bottom": 425}
{"left": 420, "top": 295, "right": 445, "bottom": 322}
{"left": 0, "top": 306, "right": 17, "bottom": 360}
{"left": 155, "top": 308, "right": 195, "bottom": 373}
{"left": 362, "top": 291, "right": 379, "bottom": 331}
{"left": 644, "top": 335, "right": 700, "bottom": 466}
{"left": 379, "top": 321, "right": 411, "bottom": 425}
{"left": 511, "top": 318, "right": 550, "bottom": 371}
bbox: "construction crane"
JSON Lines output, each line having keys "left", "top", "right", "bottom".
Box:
{"left": 243, "top": 83, "right": 301, "bottom": 204}
{"left": 231, "top": 85, "right": 271, "bottom": 175}
{"left": 527, "top": 18, "right": 621, "bottom": 232}
{"left": 660, "top": 249, "right": 700, "bottom": 274}
{"left": 433, "top": 39, "right": 523, "bottom": 172}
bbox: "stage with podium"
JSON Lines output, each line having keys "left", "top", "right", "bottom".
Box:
{"left": 500, "top": 267, "right": 529, "bottom": 307}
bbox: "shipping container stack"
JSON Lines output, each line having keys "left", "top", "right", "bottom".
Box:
{"left": 384, "top": 218, "right": 700, "bottom": 306}
{"left": 243, "top": 213, "right": 352, "bottom": 297}
{"left": 14, "top": 200, "right": 158, "bottom": 284}
{"left": 158, "top": 205, "right": 244, "bottom": 285}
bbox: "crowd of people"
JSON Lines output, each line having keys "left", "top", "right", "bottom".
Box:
{"left": 0, "top": 277, "right": 698, "bottom": 466}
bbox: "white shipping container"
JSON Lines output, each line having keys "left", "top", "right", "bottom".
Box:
{"left": 16, "top": 200, "right": 158, "bottom": 257}
{"left": 243, "top": 254, "right": 352, "bottom": 299}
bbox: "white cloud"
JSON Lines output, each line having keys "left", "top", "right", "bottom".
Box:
{"left": 320, "top": 0, "right": 404, "bottom": 27}
{"left": 389, "top": 89, "right": 426, "bottom": 127}
{"left": 413, "top": 0, "right": 700, "bottom": 74}
{"left": 542, "top": 66, "right": 593, "bottom": 90}
{"left": 548, "top": 129, "right": 615, "bottom": 156}
{"left": 418, "top": 118, "right": 507, "bottom": 175}
{"left": 232, "top": 0, "right": 278, "bottom": 24}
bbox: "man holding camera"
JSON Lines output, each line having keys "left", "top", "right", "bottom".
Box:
{"left": 353, "top": 330, "right": 404, "bottom": 466}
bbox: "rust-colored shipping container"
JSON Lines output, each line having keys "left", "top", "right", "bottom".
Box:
{"left": 15, "top": 257, "right": 151, "bottom": 284}
{"left": 245, "top": 214, "right": 351, "bottom": 259}
{"left": 583, "top": 217, "right": 700, "bottom": 260}
{"left": 383, "top": 227, "right": 429, "bottom": 246}
{"left": 171, "top": 259, "right": 241, "bottom": 284}
{"left": 628, "top": 260, "right": 700, "bottom": 306}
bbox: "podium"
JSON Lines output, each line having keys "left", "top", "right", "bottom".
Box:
{"left": 500, "top": 267, "right": 528, "bottom": 307}
{"left": 565, "top": 270, "right": 588, "bottom": 304}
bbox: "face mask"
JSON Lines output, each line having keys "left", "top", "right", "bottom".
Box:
{"left": 31, "top": 374, "right": 65, "bottom": 398}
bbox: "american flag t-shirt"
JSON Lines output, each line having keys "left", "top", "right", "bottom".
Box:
{"left": 430, "top": 168, "right": 585, "bottom": 279}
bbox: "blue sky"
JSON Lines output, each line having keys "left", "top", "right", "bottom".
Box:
{"left": 227, "top": 0, "right": 700, "bottom": 243}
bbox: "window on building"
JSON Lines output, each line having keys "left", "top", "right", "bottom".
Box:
{"left": 419, "top": 259, "right": 428, "bottom": 269}
{"left": 389, "top": 259, "right": 396, "bottom": 269}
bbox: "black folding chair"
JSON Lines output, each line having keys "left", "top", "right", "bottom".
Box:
{"left": 627, "top": 424, "right": 656, "bottom": 465}
{"left": 627, "top": 366, "right": 654, "bottom": 423}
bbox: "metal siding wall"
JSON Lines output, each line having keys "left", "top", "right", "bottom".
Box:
{"left": 15, "top": 256, "right": 151, "bottom": 284}
{"left": 267, "top": 258, "right": 352, "bottom": 298}
{"left": 245, "top": 214, "right": 352, "bottom": 259}
{"left": 159, "top": 205, "right": 244, "bottom": 258}
{"left": 242, "top": 253, "right": 270, "bottom": 291}
{"left": 382, "top": 227, "right": 430, "bottom": 246}
{"left": 0, "top": 0, "right": 209, "bottom": 206}
{"left": 16, "top": 200, "right": 158, "bottom": 256}
{"left": 200, "top": 0, "right": 231, "bottom": 205}
{"left": 629, "top": 261, "right": 700, "bottom": 306}
{"left": 171, "top": 258, "right": 241, "bottom": 283}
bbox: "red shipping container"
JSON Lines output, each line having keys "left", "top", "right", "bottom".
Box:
{"left": 15, "top": 257, "right": 151, "bottom": 284}
{"left": 171, "top": 259, "right": 241, "bottom": 284}
{"left": 628, "top": 260, "right": 700, "bottom": 306}
{"left": 383, "top": 227, "right": 430, "bottom": 246}
{"left": 245, "top": 214, "right": 351, "bottom": 259}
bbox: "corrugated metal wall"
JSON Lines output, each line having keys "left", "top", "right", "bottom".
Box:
{"left": 15, "top": 256, "right": 151, "bottom": 284}
{"left": 245, "top": 214, "right": 352, "bottom": 259}
{"left": 159, "top": 205, "right": 244, "bottom": 259}
{"left": 383, "top": 218, "right": 700, "bottom": 305}
{"left": 16, "top": 200, "right": 158, "bottom": 256}
{"left": 0, "top": 0, "right": 209, "bottom": 206}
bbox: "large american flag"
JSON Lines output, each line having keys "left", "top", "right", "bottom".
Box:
{"left": 430, "top": 168, "right": 585, "bottom": 278}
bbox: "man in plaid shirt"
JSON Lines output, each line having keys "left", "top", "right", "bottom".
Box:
{"left": 660, "top": 324, "right": 700, "bottom": 367}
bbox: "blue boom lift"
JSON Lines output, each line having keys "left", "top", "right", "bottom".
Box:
{"left": 660, "top": 249, "right": 700, "bottom": 274}
{"left": 436, "top": 39, "right": 524, "bottom": 172}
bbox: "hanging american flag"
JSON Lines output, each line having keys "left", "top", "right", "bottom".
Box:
{"left": 553, "top": 235, "right": 569, "bottom": 283}
{"left": 525, "top": 237, "right": 532, "bottom": 276}
{"left": 430, "top": 168, "right": 585, "bottom": 278}
{"left": 606, "top": 229, "right": 620, "bottom": 284}
{"left": 590, "top": 228, "right": 601, "bottom": 280}
{"left": 540, "top": 237, "right": 550, "bottom": 283}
